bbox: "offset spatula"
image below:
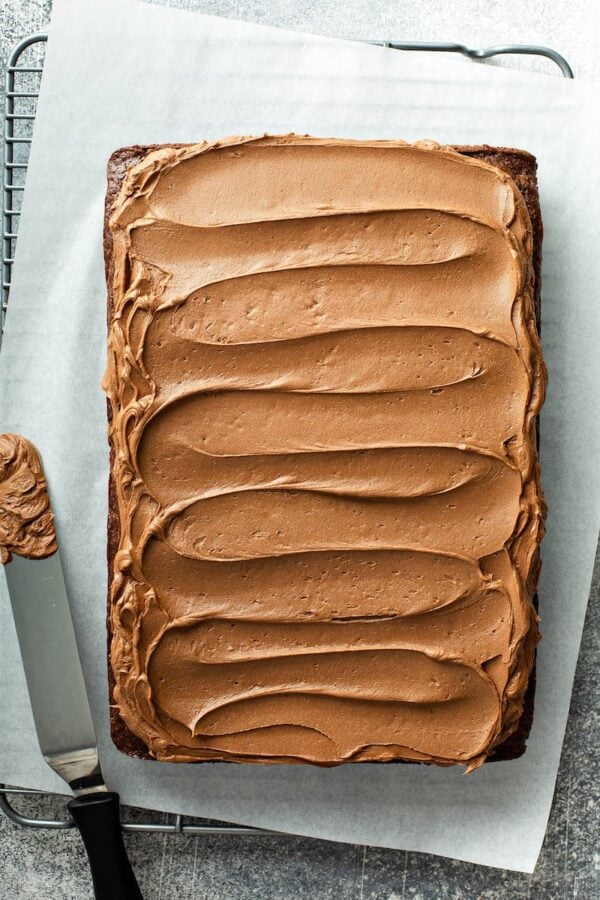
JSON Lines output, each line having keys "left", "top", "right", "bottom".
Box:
{"left": 0, "top": 433, "right": 142, "bottom": 900}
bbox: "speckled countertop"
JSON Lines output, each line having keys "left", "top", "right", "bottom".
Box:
{"left": 1, "top": 1, "right": 599, "bottom": 898}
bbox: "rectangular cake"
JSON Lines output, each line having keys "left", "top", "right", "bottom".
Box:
{"left": 103, "top": 136, "right": 546, "bottom": 769}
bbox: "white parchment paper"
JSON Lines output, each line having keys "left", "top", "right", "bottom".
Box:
{"left": 1, "top": 0, "right": 599, "bottom": 873}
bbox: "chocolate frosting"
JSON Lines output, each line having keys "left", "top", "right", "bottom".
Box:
{"left": 0, "top": 433, "right": 57, "bottom": 564}
{"left": 104, "top": 136, "right": 546, "bottom": 768}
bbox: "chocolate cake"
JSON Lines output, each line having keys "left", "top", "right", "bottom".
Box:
{"left": 103, "top": 136, "right": 546, "bottom": 768}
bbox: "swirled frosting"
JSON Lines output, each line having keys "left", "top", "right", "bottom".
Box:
{"left": 0, "top": 433, "right": 57, "bottom": 564}
{"left": 104, "top": 136, "right": 546, "bottom": 768}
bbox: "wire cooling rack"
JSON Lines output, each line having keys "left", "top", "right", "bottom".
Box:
{"left": 1, "top": 31, "right": 573, "bottom": 835}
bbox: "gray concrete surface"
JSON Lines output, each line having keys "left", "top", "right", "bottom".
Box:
{"left": 1, "top": 0, "right": 599, "bottom": 897}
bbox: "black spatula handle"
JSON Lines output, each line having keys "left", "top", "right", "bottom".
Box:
{"left": 67, "top": 791, "right": 143, "bottom": 899}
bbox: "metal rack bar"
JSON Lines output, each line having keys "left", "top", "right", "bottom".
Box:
{"left": 1, "top": 33, "right": 45, "bottom": 332}
{"left": 1, "top": 30, "right": 573, "bottom": 833}
{"left": 0, "top": 786, "right": 268, "bottom": 833}
{"left": 369, "top": 41, "right": 574, "bottom": 78}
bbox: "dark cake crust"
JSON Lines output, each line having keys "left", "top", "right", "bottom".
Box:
{"left": 104, "top": 142, "right": 543, "bottom": 762}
